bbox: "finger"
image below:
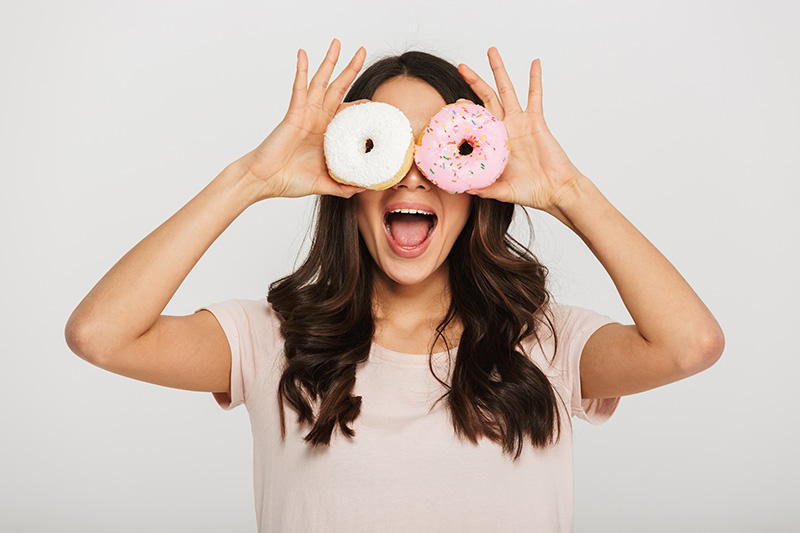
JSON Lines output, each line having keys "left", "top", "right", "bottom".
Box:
{"left": 457, "top": 63, "right": 504, "bottom": 119}
{"left": 487, "top": 47, "right": 522, "bottom": 114}
{"left": 335, "top": 183, "right": 367, "bottom": 198}
{"left": 526, "top": 58, "right": 543, "bottom": 116}
{"left": 322, "top": 46, "right": 367, "bottom": 116}
{"left": 315, "top": 174, "right": 366, "bottom": 198}
{"left": 307, "top": 38, "right": 341, "bottom": 105}
{"left": 465, "top": 178, "right": 513, "bottom": 203}
{"left": 287, "top": 48, "right": 309, "bottom": 114}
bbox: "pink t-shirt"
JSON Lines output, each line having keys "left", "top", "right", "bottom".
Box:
{"left": 201, "top": 298, "right": 620, "bottom": 532}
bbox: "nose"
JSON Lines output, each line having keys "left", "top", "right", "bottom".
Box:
{"left": 393, "top": 164, "right": 432, "bottom": 191}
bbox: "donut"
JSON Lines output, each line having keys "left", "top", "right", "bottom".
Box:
{"left": 323, "top": 101, "right": 415, "bottom": 190}
{"left": 414, "top": 103, "right": 509, "bottom": 194}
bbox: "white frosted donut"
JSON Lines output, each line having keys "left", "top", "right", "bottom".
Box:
{"left": 323, "top": 102, "right": 415, "bottom": 190}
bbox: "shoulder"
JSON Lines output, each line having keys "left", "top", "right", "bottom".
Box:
{"left": 199, "top": 298, "right": 283, "bottom": 347}
{"left": 543, "top": 301, "right": 617, "bottom": 340}
{"left": 523, "top": 301, "right": 618, "bottom": 366}
{"left": 202, "top": 297, "right": 277, "bottom": 321}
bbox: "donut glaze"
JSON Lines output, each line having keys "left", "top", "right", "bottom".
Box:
{"left": 414, "top": 103, "right": 509, "bottom": 194}
{"left": 323, "top": 101, "right": 415, "bottom": 190}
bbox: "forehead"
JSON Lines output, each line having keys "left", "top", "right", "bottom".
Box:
{"left": 371, "top": 76, "right": 446, "bottom": 135}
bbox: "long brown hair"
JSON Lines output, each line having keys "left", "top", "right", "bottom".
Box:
{"left": 268, "top": 51, "right": 562, "bottom": 460}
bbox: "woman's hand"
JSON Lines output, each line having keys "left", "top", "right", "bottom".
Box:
{"left": 235, "top": 39, "right": 368, "bottom": 202}
{"left": 458, "top": 48, "right": 585, "bottom": 215}
{"left": 461, "top": 50, "right": 726, "bottom": 401}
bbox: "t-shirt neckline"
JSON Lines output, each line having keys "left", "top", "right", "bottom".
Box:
{"left": 370, "top": 341, "right": 456, "bottom": 366}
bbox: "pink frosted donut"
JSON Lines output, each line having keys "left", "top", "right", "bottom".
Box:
{"left": 414, "top": 103, "right": 509, "bottom": 194}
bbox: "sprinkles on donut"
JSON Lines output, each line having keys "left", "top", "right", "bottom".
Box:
{"left": 414, "top": 102, "right": 509, "bottom": 194}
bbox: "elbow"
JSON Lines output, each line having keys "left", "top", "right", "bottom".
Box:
{"left": 65, "top": 315, "right": 90, "bottom": 361}
{"left": 682, "top": 322, "right": 725, "bottom": 374}
{"left": 65, "top": 314, "right": 105, "bottom": 363}
{"left": 700, "top": 322, "right": 726, "bottom": 366}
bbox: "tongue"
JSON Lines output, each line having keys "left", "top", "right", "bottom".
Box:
{"left": 389, "top": 214, "right": 431, "bottom": 248}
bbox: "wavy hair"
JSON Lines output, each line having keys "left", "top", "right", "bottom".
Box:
{"left": 267, "top": 51, "right": 563, "bottom": 460}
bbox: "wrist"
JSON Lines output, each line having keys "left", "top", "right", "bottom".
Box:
{"left": 553, "top": 172, "right": 597, "bottom": 207}
{"left": 217, "top": 159, "right": 276, "bottom": 210}
{"left": 540, "top": 173, "right": 593, "bottom": 222}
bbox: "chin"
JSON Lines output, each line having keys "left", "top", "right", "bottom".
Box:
{"left": 374, "top": 256, "right": 445, "bottom": 286}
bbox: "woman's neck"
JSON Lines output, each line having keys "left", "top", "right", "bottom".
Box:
{"left": 370, "top": 263, "right": 462, "bottom": 354}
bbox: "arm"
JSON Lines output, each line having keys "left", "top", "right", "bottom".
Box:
{"left": 459, "top": 49, "right": 724, "bottom": 399}
{"left": 65, "top": 40, "right": 367, "bottom": 393}
{"left": 551, "top": 175, "right": 724, "bottom": 398}
{"left": 64, "top": 164, "right": 254, "bottom": 392}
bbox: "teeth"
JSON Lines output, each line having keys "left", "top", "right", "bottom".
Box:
{"left": 388, "top": 208, "right": 435, "bottom": 216}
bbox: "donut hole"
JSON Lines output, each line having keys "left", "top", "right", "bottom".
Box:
{"left": 365, "top": 138, "right": 374, "bottom": 153}
{"left": 458, "top": 140, "right": 474, "bottom": 156}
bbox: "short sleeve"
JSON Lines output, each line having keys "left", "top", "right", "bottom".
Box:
{"left": 550, "top": 303, "right": 622, "bottom": 425}
{"left": 198, "top": 298, "right": 278, "bottom": 411}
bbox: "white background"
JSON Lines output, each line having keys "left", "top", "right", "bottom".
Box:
{"left": 2, "top": 0, "right": 798, "bottom": 531}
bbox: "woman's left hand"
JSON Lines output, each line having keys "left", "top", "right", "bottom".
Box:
{"left": 458, "top": 48, "right": 585, "bottom": 214}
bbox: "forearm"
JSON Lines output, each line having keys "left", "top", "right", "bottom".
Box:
{"left": 550, "top": 174, "right": 724, "bottom": 362}
{"left": 66, "top": 161, "right": 262, "bottom": 359}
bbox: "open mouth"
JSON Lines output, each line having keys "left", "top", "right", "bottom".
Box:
{"left": 384, "top": 209, "right": 438, "bottom": 250}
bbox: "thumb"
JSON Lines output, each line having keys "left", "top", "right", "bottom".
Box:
{"left": 316, "top": 173, "right": 366, "bottom": 198}
{"left": 465, "top": 179, "right": 511, "bottom": 203}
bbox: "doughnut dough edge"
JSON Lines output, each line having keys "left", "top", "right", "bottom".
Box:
{"left": 323, "top": 101, "right": 415, "bottom": 190}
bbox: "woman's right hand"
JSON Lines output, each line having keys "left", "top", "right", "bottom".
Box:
{"left": 235, "top": 39, "right": 368, "bottom": 202}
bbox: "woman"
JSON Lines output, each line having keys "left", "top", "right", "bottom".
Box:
{"left": 66, "top": 39, "right": 724, "bottom": 531}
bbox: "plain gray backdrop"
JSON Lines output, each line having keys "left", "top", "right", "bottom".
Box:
{"left": 2, "top": 0, "right": 798, "bottom": 531}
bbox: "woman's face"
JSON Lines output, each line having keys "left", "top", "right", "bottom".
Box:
{"left": 355, "top": 76, "right": 473, "bottom": 287}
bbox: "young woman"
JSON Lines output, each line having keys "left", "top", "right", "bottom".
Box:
{"left": 66, "top": 39, "right": 724, "bottom": 531}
